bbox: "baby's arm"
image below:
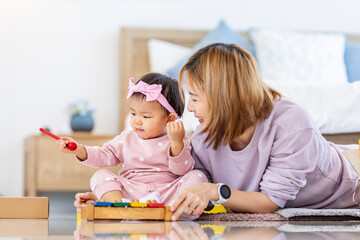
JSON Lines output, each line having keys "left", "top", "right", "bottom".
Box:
{"left": 167, "top": 121, "right": 185, "bottom": 157}
{"left": 57, "top": 135, "right": 124, "bottom": 167}
{"left": 57, "top": 137, "right": 87, "bottom": 160}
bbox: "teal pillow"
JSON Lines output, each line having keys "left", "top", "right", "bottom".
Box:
{"left": 345, "top": 41, "right": 360, "bottom": 82}
{"left": 166, "top": 20, "right": 254, "bottom": 79}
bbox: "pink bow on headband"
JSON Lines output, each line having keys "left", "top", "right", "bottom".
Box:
{"left": 127, "top": 78, "right": 162, "bottom": 101}
{"left": 126, "top": 78, "right": 178, "bottom": 118}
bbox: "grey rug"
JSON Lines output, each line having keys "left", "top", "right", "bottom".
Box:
{"left": 197, "top": 208, "right": 360, "bottom": 221}
{"left": 196, "top": 221, "right": 360, "bottom": 232}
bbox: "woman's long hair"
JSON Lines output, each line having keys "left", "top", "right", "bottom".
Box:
{"left": 179, "top": 43, "right": 281, "bottom": 150}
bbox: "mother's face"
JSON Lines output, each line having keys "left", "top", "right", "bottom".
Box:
{"left": 186, "top": 83, "right": 209, "bottom": 129}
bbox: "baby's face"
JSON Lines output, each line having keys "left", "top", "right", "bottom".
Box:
{"left": 129, "top": 98, "right": 169, "bottom": 139}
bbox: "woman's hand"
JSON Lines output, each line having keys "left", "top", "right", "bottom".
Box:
{"left": 74, "top": 192, "right": 98, "bottom": 207}
{"left": 170, "top": 182, "right": 218, "bottom": 221}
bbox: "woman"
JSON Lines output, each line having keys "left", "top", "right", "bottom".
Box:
{"left": 170, "top": 43, "right": 360, "bottom": 221}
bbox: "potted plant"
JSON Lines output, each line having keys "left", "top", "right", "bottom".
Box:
{"left": 68, "top": 100, "right": 94, "bottom": 132}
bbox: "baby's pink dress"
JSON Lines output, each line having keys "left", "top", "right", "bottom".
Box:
{"left": 78, "top": 130, "right": 208, "bottom": 205}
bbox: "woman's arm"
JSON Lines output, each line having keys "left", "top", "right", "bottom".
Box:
{"left": 170, "top": 183, "right": 281, "bottom": 221}
{"left": 223, "top": 189, "right": 281, "bottom": 213}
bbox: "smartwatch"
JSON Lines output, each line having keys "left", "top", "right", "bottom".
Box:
{"left": 211, "top": 183, "right": 231, "bottom": 206}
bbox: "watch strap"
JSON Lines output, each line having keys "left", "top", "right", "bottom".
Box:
{"left": 211, "top": 183, "right": 230, "bottom": 206}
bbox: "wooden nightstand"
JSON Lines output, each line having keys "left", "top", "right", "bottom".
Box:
{"left": 24, "top": 133, "right": 121, "bottom": 196}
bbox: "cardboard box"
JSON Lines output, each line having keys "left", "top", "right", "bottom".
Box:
{"left": 0, "top": 197, "right": 49, "bottom": 219}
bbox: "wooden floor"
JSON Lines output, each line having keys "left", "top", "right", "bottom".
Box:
{"left": 2, "top": 192, "right": 357, "bottom": 239}
{"left": 1, "top": 215, "right": 360, "bottom": 239}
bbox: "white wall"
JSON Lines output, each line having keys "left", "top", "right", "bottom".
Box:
{"left": 1, "top": 0, "right": 360, "bottom": 196}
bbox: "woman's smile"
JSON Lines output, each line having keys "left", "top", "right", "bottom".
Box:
{"left": 195, "top": 115, "right": 204, "bottom": 124}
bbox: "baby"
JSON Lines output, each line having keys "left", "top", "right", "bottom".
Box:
{"left": 57, "top": 73, "right": 208, "bottom": 212}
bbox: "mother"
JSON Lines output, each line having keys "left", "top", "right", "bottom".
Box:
{"left": 170, "top": 43, "right": 360, "bottom": 221}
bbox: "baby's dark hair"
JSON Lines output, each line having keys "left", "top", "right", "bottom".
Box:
{"left": 132, "top": 73, "right": 185, "bottom": 118}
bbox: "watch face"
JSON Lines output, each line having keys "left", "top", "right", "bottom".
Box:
{"left": 220, "top": 184, "right": 231, "bottom": 199}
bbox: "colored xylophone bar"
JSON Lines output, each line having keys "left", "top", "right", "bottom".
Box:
{"left": 80, "top": 201, "right": 172, "bottom": 221}
{"left": 93, "top": 233, "right": 165, "bottom": 239}
{"left": 91, "top": 201, "right": 164, "bottom": 208}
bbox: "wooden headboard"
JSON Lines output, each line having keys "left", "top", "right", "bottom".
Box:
{"left": 119, "top": 27, "right": 360, "bottom": 144}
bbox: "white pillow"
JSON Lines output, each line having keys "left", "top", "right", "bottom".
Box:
{"left": 148, "top": 39, "right": 191, "bottom": 73}
{"left": 265, "top": 79, "right": 360, "bottom": 134}
{"left": 250, "top": 29, "right": 348, "bottom": 83}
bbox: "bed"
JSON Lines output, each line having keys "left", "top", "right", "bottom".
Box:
{"left": 118, "top": 27, "right": 360, "bottom": 145}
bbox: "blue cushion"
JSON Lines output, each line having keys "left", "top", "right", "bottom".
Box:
{"left": 166, "top": 20, "right": 254, "bottom": 79}
{"left": 345, "top": 41, "right": 360, "bottom": 82}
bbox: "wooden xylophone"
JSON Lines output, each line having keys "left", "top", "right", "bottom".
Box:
{"left": 80, "top": 200, "right": 173, "bottom": 221}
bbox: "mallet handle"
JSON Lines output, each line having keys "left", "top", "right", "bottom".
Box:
{"left": 39, "top": 128, "right": 60, "bottom": 140}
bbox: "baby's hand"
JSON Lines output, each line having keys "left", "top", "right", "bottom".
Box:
{"left": 74, "top": 192, "right": 98, "bottom": 207}
{"left": 57, "top": 137, "right": 78, "bottom": 154}
{"left": 167, "top": 121, "right": 185, "bottom": 143}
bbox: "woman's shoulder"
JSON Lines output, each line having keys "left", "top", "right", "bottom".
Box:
{"left": 273, "top": 97, "right": 307, "bottom": 116}
{"left": 191, "top": 126, "right": 209, "bottom": 148}
{"left": 191, "top": 125, "right": 205, "bottom": 141}
{"left": 264, "top": 97, "right": 318, "bottom": 135}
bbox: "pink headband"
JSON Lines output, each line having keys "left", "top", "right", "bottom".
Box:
{"left": 126, "top": 78, "right": 178, "bottom": 118}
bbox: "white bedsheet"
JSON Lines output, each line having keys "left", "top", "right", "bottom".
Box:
{"left": 265, "top": 80, "right": 360, "bottom": 134}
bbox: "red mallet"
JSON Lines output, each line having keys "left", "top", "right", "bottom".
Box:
{"left": 39, "top": 128, "right": 77, "bottom": 151}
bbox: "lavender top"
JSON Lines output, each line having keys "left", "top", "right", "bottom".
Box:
{"left": 191, "top": 97, "right": 360, "bottom": 208}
